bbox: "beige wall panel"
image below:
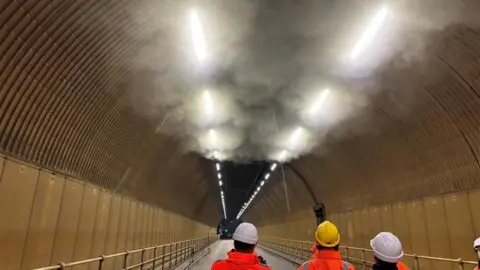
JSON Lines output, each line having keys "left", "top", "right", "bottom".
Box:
{"left": 352, "top": 210, "right": 363, "bottom": 248}
{"left": 126, "top": 201, "right": 137, "bottom": 250}
{"left": 406, "top": 201, "right": 431, "bottom": 270}
{"left": 142, "top": 205, "right": 150, "bottom": 249}
{"left": 360, "top": 209, "right": 371, "bottom": 248}
{"left": 103, "top": 195, "right": 121, "bottom": 270}
{"left": 338, "top": 213, "right": 348, "bottom": 245}
{"left": 345, "top": 211, "right": 358, "bottom": 258}
{"left": 444, "top": 193, "right": 476, "bottom": 261}
{"left": 153, "top": 209, "right": 160, "bottom": 245}
{"left": 51, "top": 180, "right": 84, "bottom": 264}
{"left": 423, "top": 197, "right": 452, "bottom": 270}
{"left": 133, "top": 203, "right": 144, "bottom": 264}
{"left": 468, "top": 190, "right": 480, "bottom": 238}
{"left": 143, "top": 205, "right": 153, "bottom": 259}
{"left": 360, "top": 209, "right": 374, "bottom": 262}
{"left": 113, "top": 198, "right": 131, "bottom": 270}
{"left": 0, "top": 160, "right": 38, "bottom": 270}
{"left": 379, "top": 205, "right": 394, "bottom": 232}
{"left": 22, "top": 173, "right": 64, "bottom": 270}
{"left": 159, "top": 210, "right": 166, "bottom": 244}
{"left": 392, "top": 202, "right": 413, "bottom": 267}
{"left": 345, "top": 212, "right": 354, "bottom": 246}
{"left": 72, "top": 186, "right": 100, "bottom": 270}
{"left": 89, "top": 191, "right": 111, "bottom": 270}
{"left": 148, "top": 207, "right": 154, "bottom": 247}
{"left": 125, "top": 201, "right": 137, "bottom": 267}
{"left": 369, "top": 207, "right": 382, "bottom": 239}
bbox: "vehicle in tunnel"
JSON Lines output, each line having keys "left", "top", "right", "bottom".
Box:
{"left": 218, "top": 218, "right": 243, "bottom": 240}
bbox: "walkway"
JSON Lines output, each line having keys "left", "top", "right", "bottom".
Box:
{"left": 174, "top": 240, "right": 298, "bottom": 270}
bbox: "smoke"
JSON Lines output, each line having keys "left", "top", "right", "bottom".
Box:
{"left": 123, "top": 0, "right": 480, "bottom": 162}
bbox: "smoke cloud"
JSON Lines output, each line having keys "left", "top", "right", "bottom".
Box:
{"left": 124, "top": 0, "right": 480, "bottom": 162}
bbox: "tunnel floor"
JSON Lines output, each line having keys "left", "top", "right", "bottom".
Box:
{"left": 173, "top": 240, "right": 298, "bottom": 270}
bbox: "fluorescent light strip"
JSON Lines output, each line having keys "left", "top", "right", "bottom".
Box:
{"left": 236, "top": 163, "right": 277, "bottom": 219}
{"left": 350, "top": 6, "right": 389, "bottom": 60}
{"left": 189, "top": 9, "right": 207, "bottom": 62}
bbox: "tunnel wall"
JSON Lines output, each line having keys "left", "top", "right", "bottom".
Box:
{"left": 258, "top": 189, "right": 480, "bottom": 269}
{"left": 0, "top": 155, "right": 213, "bottom": 270}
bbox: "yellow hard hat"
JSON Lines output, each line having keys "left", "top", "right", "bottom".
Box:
{"left": 315, "top": 221, "right": 340, "bottom": 247}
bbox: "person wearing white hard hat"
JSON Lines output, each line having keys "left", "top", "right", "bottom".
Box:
{"left": 211, "top": 222, "right": 271, "bottom": 270}
{"left": 370, "top": 232, "right": 409, "bottom": 270}
{"left": 473, "top": 237, "right": 480, "bottom": 270}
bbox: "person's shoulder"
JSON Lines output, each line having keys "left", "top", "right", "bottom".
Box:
{"left": 211, "top": 259, "right": 226, "bottom": 269}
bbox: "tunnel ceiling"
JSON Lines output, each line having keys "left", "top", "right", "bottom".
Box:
{"left": 2, "top": 0, "right": 480, "bottom": 226}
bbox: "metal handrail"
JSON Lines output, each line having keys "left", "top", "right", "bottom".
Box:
{"left": 34, "top": 236, "right": 218, "bottom": 270}
{"left": 261, "top": 237, "right": 478, "bottom": 270}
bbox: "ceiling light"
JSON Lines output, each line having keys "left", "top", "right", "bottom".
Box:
{"left": 270, "top": 163, "right": 277, "bottom": 171}
{"left": 257, "top": 187, "right": 260, "bottom": 191}
{"left": 261, "top": 181, "right": 265, "bottom": 186}
{"left": 350, "top": 6, "right": 389, "bottom": 60}
{"left": 216, "top": 163, "right": 220, "bottom": 171}
{"left": 189, "top": 10, "right": 207, "bottom": 62}
{"left": 203, "top": 91, "right": 213, "bottom": 115}
{"left": 309, "top": 89, "right": 330, "bottom": 116}
{"left": 219, "top": 180, "right": 223, "bottom": 186}
{"left": 290, "top": 127, "right": 303, "bottom": 145}
{"left": 265, "top": 173, "right": 270, "bottom": 180}
{"left": 218, "top": 173, "right": 221, "bottom": 179}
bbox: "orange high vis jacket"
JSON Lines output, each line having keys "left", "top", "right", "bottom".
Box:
{"left": 298, "top": 249, "right": 355, "bottom": 270}
{"left": 211, "top": 250, "right": 271, "bottom": 270}
{"left": 397, "top": 261, "right": 409, "bottom": 270}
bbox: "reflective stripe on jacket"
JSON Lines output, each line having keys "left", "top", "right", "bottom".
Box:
{"left": 211, "top": 250, "right": 271, "bottom": 270}
{"left": 298, "top": 250, "right": 355, "bottom": 270}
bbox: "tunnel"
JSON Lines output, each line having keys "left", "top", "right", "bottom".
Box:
{"left": 1, "top": 1, "right": 480, "bottom": 270}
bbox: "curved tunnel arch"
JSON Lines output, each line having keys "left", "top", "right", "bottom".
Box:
{"left": 2, "top": 1, "right": 480, "bottom": 268}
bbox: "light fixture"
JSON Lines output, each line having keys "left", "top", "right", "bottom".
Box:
{"left": 203, "top": 91, "right": 213, "bottom": 115}
{"left": 270, "top": 163, "right": 277, "bottom": 171}
{"left": 350, "top": 6, "right": 389, "bottom": 60}
{"left": 218, "top": 173, "right": 221, "bottom": 179}
{"left": 290, "top": 127, "right": 303, "bottom": 145}
{"left": 309, "top": 89, "right": 330, "bottom": 116}
{"left": 236, "top": 162, "right": 279, "bottom": 219}
{"left": 219, "top": 180, "right": 223, "bottom": 186}
{"left": 216, "top": 163, "right": 220, "bottom": 171}
{"left": 189, "top": 9, "right": 207, "bottom": 62}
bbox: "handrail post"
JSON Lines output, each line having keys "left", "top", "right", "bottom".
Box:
{"left": 169, "top": 243, "right": 172, "bottom": 268}
{"left": 413, "top": 254, "right": 419, "bottom": 270}
{"left": 457, "top": 258, "right": 464, "bottom": 270}
{"left": 59, "top": 262, "right": 66, "bottom": 270}
{"left": 123, "top": 251, "right": 129, "bottom": 270}
{"left": 153, "top": 246, "right": 158, "bottom": 270}
{"left": 345, "top": 246, "right": 349, "bottom": 262}
{"left": 141, "top": 248, "right": 146, "bottom": 270}
{"left": 98, "top": 255, "right": 105, "bottom": 270}
{"left": 361, "top": 248, "right": 366, "bottom": 270}
{"left": 161, "top": 245, "right": 166, "bottom": 270}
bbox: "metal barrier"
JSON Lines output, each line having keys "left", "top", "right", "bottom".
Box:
{"left": 261, "top": 237, "right": 478, "bottom": 270}
{"left": 34, "top": 236, "right": 218, "bottom": 270}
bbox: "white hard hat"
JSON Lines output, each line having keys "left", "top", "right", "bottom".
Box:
{"left": 473, "top": 237, "right": 480, "bottom": 250}
{"left": 233, "top": 223, "right": 259, "bottom": 245}
{"left": 370, "top": 232, "right": 404, "bottom": 263}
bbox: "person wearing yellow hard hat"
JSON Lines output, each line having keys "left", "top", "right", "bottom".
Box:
{"left": 298, "top": 221, "right": 355, "bottom": 270}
